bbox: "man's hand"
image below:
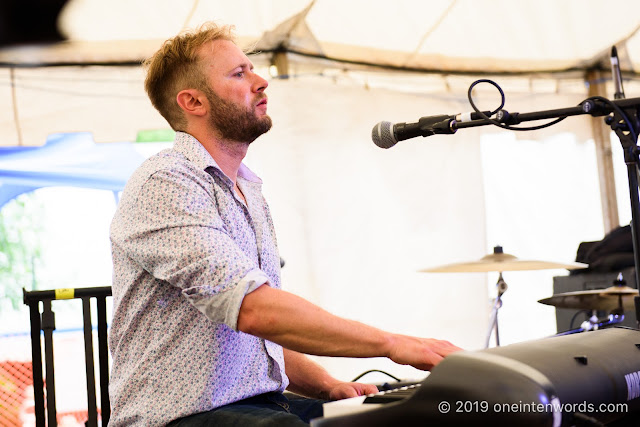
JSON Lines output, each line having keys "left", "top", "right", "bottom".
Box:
{"left": 387, "top": 335, "right": 462, "bottom": 371}
{"left": 325, "top": 381, "right": 379, "bottom": 401}
{"left": 283, "top": 349, "right": 379, "bottom": 401}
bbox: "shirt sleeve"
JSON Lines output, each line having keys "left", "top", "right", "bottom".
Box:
{"left": 111, "top": 166, "right": 268, "bottom": 330}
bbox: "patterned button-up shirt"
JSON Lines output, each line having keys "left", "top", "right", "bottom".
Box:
{"left": 108, "top": 132, "right": 288, "bottom": 426}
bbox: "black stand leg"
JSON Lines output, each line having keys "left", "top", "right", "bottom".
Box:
{"left": 42, "top": 301, "right": 57, "bottom": 427}
{"left": 27, "top": 300, "right": 45, "bottom": 427}
{"left": 609, "top": 102, "right": 640, "bottom": 326}
{"left": 82, "top": 297, "right": 98, "bottom": 427}
{"left": 624, "top": 149, "right": 640, "bottom": 288}
{"left": 97, "top": 295, "right": 111, "bottom": 425}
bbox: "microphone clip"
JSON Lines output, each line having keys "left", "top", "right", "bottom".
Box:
{"left": 419, "top": 118, "right": 457, "bottom": 137}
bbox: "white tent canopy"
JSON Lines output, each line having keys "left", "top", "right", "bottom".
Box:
{"left": 2, "top": 0, "right": 640, "bottom": 146}
{"left": 0, "top": 0, "right": 636, "bottom": 382}
{"left": 1, "top": 0, "right": 640, "bottom": 74}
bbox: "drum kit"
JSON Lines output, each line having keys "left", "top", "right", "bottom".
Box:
{"left": 420, "top": 246, "right": 639, "bottom": 348}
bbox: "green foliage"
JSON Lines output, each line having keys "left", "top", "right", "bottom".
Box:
{"left": 0, "top": 193, "right": 43, "bottom": 312}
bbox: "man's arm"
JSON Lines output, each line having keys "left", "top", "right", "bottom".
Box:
{"left": 283, "top": 349, "right": 378, "bottom": 400}
{"left": 237, "top": 284, "right": 461, "bottom": 371}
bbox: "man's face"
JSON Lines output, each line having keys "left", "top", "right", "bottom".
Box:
{"left": 199, "top": 39, "right": 272, "bottom": 143}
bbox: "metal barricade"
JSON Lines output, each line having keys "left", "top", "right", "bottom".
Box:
{"left": 23, "top": 286, "right": 112, "bottom": 427}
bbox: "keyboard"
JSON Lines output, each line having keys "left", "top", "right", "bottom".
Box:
{"left": 363, "top": 383, "right": 421, "bottom": 404}
{"left": 311, "top": 327, "right": 640, "bottom": 426}
{"left": 321, "top": 383, "right": 421, "bottom": 418}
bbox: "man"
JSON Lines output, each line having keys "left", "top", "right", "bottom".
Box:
{"left": 108, "top": 22, "right": 461, "bottom": 426}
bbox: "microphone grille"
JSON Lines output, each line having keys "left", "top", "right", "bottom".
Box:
{"left": 371, "top": 121, "right": 397, "bottom": 149}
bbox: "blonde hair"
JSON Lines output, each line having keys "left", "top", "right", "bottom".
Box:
{"left": 143, "top": 23, "right": 235, "bottom": 131}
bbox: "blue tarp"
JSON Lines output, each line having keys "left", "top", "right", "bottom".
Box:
{"left": 0, "top": 132, "right": 146, "bottom": 208}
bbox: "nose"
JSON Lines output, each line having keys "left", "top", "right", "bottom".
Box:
{"left": 252, "top": 72, "right": 268, "bottom": 93}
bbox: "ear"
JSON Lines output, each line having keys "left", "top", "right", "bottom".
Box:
{"left": 176, "top": 89, "right": 208, "bottom": 117}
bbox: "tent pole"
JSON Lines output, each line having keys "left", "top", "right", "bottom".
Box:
{"left": 271, "top": 51, "right": 289, "bottom": 78}
{"left": 9, "top": 67, "right": 24, "bottom": 146}
{"left": 587, "top": 69, "right": 620, "bottom": 233}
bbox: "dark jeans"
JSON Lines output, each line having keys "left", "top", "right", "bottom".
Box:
{"left": 167, "top": 392, "right": 325, "bottom": 426}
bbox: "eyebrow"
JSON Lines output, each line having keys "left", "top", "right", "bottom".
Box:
{"left": 227, "top": 62, "right": 254, "bottom": 76}
{"left": 234, "top": 62, "right": 253, "bottom": 70}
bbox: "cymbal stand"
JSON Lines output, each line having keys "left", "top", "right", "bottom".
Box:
{"left": 485, "top": 272, "right": 508, "bottom": 348}
{"left": 556, "top": 309, "right": 625, "bottom": 336}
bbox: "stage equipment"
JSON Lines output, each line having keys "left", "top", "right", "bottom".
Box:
{"left": 539, "top": 278, "right": 637, "bottom": 313}
{"left": 375, "top": 49, "right": 640, "bottom": 327}
{"left": 421, "top": 246, "right": 587, "bottom": 348}
{"left": 420, "top": 246, "right": 587, "bottom": 273}
{"left": 314, "top": 327, "right": 640, "bottom": 426}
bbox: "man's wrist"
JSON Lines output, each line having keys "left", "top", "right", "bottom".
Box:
{"left": 382, "top": 332, "right": 399, "bottom": 361}
{"left": 317, "top": 377, "right": 343, "bottom": 400}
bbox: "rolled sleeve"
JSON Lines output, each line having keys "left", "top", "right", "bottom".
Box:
{"left": 183, "top": 268, "right": 270, "bottom": 330}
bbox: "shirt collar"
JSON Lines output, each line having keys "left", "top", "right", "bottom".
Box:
{"left": 173, "top": 131, "right": 263, "bottom": 185}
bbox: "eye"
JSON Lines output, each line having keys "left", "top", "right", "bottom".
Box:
{"left": 234, "top": 71, "right": 244, "bottom": 78}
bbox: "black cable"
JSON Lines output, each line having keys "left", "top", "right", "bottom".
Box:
{"left": 351, "top": 369, "right": 402, "bottom": 383}
{"left": 468, "top": 78, "right": 505, "bottom": 116}
{"left": 467, "top": 79, "right": 567, "bottom": 131}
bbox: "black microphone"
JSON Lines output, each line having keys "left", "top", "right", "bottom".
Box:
{"left": 371, "top": 111, "right": 490, "bottom": 149}
{"left": 611, "top": 46, "right": 625, "bottom": 100}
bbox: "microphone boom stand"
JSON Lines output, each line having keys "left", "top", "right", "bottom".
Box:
{"left": 443, "top": 96, "right": 640, "bottom": 328}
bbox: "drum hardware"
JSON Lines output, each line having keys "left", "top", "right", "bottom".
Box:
{"left": 538, "top": 273, "right": 638, "bottom": 312}
{"left": 419, "top": 246, "right": 588, "bottom": 273}
{"left": 554, "top": 309, "right": 625, "bottom": 336}
{"left": 539, "top": 273, "right": 639, "bottom": 334}
{"left": 486, "top": 272, "right": 507, "bottom": 348}
{"left": 421, "top": 246, "right": 588, "bottom": 348}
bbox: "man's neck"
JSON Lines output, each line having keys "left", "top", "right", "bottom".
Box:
{"left": 210, "top": 139, "right": 249, "bottom": 183}
{"left": 192, "top": 130, "right": 249, "bottom": 184}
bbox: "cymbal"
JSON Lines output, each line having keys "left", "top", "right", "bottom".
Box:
{"left": 538, "top": 285, "right": 639, "bottom": 312}
{"left": 420, "top": 246, "right": 588, "bottom": 273}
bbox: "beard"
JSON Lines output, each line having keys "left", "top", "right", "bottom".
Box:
{"left": 204, "top": 87, "right": 272, "bottom": 144}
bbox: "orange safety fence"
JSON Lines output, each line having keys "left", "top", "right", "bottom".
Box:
{"left": 0, "top": 361, "right": 32, "bottom": 426}
{"left": 0, "top": 361, "right": 95, "bottom": 427}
